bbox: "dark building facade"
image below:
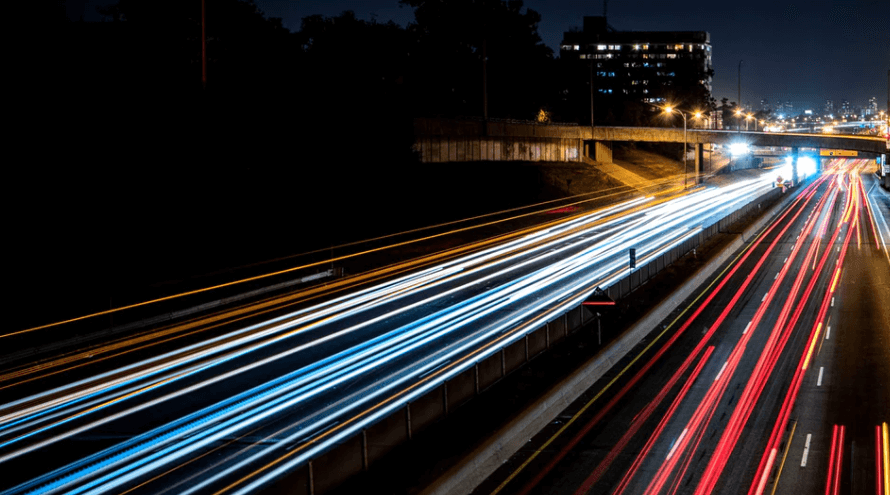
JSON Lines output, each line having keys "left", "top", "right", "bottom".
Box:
{"left": 560, "top": 17, "right": 712, "bottom": 120}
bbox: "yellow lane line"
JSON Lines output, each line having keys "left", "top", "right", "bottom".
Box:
{"left": 770, "top": 420, "right": 797, "bottom": 495}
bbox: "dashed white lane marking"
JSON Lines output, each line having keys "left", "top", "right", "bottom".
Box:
{"left": 775, "top": 272, "right": 780, "bottom": 280}
{"left": 762, "top": 292, "right": 769, "bottom": 302}
{"left": 826, "top": 326, "right": 831, "bottom": 340}
{"left": 801, "top": 433, "right": 813, "bottom": 467}
{"left": 715, "top": 361, "right": 728, "bottom": 382}
{"left": 666, "top": 428, "right": 687, "bottom": 460}
{"left": 817, "top": 367, "right": 824, "bottom": 387}
{"left": 831, "top": 297, "right": 835, "bottom": 307}
{"left": 784, "top": 257, "right": 788, "bottom": 264}
{"left": 743, "top": 322, "right": 752, "bottom": 335}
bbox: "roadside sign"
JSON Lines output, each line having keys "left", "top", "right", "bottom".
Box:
{"left": 629, "top": 248, "right": 636, "bottom": 269}
{"left": 819, "top": 149, "right": 857, "bottom": 157}
{"left": 583, "top": 286, "right": 615, "bottom": 306}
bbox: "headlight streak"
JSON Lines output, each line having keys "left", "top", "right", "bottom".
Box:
{"left": 0, "top": 199, "right": 650, "bottom": 442}
{"left": 3, "top": 178, "right": 786, "bottom": 495}
{"left": 4, "top": 201, "right": 661, "bottom": 491}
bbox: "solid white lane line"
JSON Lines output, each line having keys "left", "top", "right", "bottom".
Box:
{"left": 817, "top": 367, "right": 824, "bottom": 387}
{"left": 801, "top": 433, "right": 812, "bottom": 467}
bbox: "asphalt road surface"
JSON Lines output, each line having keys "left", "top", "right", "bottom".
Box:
{"left": 474, "top": 159, "right": 889, "bottom": 495}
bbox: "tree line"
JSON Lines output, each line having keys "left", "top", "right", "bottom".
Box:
{"left": 60, "top": 0, "right": 716, "bottom": 167}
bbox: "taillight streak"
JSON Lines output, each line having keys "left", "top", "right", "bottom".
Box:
{"left": 573, "top": 346, "right": 715, "bottom": 495}
{"left": 745, "top": 170, "right": 858, "bottom": 495}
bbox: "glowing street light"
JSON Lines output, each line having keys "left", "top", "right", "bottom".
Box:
{"left": 665, "top": 106, "right": 690, "bottom": 188}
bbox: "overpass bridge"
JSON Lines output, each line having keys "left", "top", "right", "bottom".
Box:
{"left": 588, "top": 126, "right": 888, "bottom": 183}
{"left": 414, "top": 118, "right": 888, "bottom": 178}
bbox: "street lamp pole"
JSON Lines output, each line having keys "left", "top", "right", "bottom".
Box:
{"left": 683, "top": 112, "right": 687, "bottom": 188}
{"left": 666, "top": 107, "right": 688, "bottom": 188}
{"left": 737, "top": 60, "right": 744, "bottom": 133}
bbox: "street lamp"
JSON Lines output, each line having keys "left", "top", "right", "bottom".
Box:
{"left": 665, "top": 106, "right": 689, "bottom": 188}
{"left": 694, "top": 111, "right": 710, "bottom": 129}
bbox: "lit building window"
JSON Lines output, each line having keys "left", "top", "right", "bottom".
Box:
{"left": 597, "top": 44, "right": 607, "bottom": 50}
{"left": 633, "top": 44, "right": 640, "bottom": 50}
{"left": 574, "top": 45, "right": 580, "bottom": 50}
{"left": 674, "top": 44, "right": 684, "bottom": 50}
{"left": 667, "top": 54, "right": 677, "bottom": 59}
{"left": 642, "top": 44, "right": 649, "bottom": 50}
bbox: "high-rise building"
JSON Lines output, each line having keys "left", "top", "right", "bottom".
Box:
{"left": 866, "top": 96, "right": 878, "bottom": 116}
{"left": 760, "top": 99, "right": 770, "bottom": 111}
{"left": 824, "top": 99, "right": 834, "bottom": 115}
{"left": 840, "top": 100, "right": 851, "bottom": 117}
{"left": 560, "top": 17, "right": 712, "bottom": 107}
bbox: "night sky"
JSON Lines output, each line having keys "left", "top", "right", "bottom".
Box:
{"left": 260, "top": 0, "right": 889, "bottom": 112}
{"left": 72, "top": 0, "right": 889, "bottom": 113}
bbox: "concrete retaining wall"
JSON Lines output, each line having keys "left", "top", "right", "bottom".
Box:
{"left": 414, "top": 137, "right": 582, "bottom": 163}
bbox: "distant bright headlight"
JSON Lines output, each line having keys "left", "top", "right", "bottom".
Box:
{"left": 798, "top": 156, "right": 817, "bottom": 177}
{"left": 729, "top": 143, "right": 750, "bottom": 156}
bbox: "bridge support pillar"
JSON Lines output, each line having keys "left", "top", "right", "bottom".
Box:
{"left": 791, "top": 147, "right": 799, "bottom": 185}
{"left": 593, "top": 141, "right": 613, "bottom": 163}
{"left": 694, "top": 143, "right": 704, "bottom": 183}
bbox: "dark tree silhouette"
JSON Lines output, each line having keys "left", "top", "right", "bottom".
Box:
{"left": 399, "top": 0, "right": 554, "bottom": 120}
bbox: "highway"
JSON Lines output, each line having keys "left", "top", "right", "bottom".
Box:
{"left": 0, "top": 173, "right": 782, "bottom": 494}
{"left": 475, "top": 159, "right": 889, "bottom": 495}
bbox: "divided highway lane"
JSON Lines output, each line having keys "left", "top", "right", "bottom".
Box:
{"left": 476, "top": 159, "right": 887, "bottom": 495}
{"left": 0, "top": 177, "right": 775, "bottom": 495}
{"left": 768, "top": 165, "right": 890, "bottom": 495}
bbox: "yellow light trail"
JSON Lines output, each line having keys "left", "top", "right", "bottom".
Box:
{"left": 802, "top": 323, "right": 822, "bottom": 370}
{"left": 5, "top": 182, "right": 686, "bottom": 340}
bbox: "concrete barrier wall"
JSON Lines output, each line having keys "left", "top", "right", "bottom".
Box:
{"left": 273, "top": 185, "right": 786, "bottom": 495}
{"left": 414, "top": 136, "right": 582, "bottom": 163}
